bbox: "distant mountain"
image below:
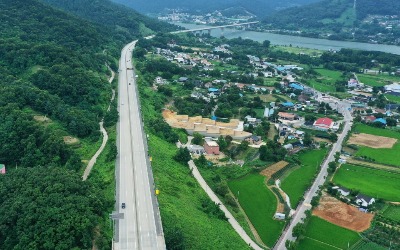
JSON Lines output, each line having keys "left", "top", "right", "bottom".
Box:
{"left": 263, "top": 0, "right": 400, "bottom": 44}
{"left": 41, "top": 0, "right": 177, "bottom": 42}
{"left": 111, "top": 0, "right": 321, "bottom": 17}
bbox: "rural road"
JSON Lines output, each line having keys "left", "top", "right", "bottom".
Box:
{"left": 114, "top": 40, "right": 165, "bottom": 250}
{"left": 82, "top": 66, "right": 115, "bottom": 181}
{"left": 188, "top": 160, "right": 263, "bottom": 250}
{"left": 274, "top": 93, "right": 353, "bottom": 250}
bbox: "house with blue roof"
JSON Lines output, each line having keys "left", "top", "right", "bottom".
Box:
{"left": 289, "top": 82, "right": 304, "bottom": 91}
{"left": 374, "top": 118, "right": 387, "bottom": 125}
{"left": 208, "top": 88, "right": 219, "bottom": 92}
{"left": 282, "top": 102, "right": 294, "bottom": 108}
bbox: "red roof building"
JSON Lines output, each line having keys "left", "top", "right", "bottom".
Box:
{"left": 313, "top": 117, "right": 334, "bottom": 131}
{"left": 204, "top": 140, "right": 220, "bottom": 155}
{"left": 364, "top": 115, "right": 376, "bottom": 123}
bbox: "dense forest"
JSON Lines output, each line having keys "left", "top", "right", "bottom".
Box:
{"left": 41, "top": 0, "right": 177, "bottom": 45}
{"left": 0, "top": 0, "right": 169, "bottom": 248}
{"left": 112, "top": 0, "right": 320, "bottom": 16}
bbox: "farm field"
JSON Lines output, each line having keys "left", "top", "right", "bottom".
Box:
{"left": 385, "top": 94, "right": 400, "bottom": 103}
{"left": 351, "top": 240, "right": 387, "bottom": 250}
{"left": 382, "top": 205, "right": 400, "bottom": 222}
{"left": 281, "top": 148, "right": 328, "bottom": 207}
{"left": 306, "top": 68, "right": 343, "bottom": 93}
{"left": 228, "top": 174, "right": 285, "bottom": 247}
{"left": 299, "top": 216, "right": 361, "bottom": 249}
{"left": 313, "top": 193, "right": 374, "bottom": 232}
{"left": 352, "top": 124, "right": 400, "bottom": 166}
{"left": 260, "top": 161, "right": 289, "bottom": 179}
{"left": 298, "top": 237, "right": 338, "bottom": 250}
{"left": 358, "top": 74, "right": 399, "bottom": 87}
{"left": 333, "top": 164, "right": 400, "bottom": 201}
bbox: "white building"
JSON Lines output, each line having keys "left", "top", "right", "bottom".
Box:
{"left": 385, "top": 83, "right": 400, "bottom": 93}
{"left": 356, "top": 194, "right": 375, "bottom": 207}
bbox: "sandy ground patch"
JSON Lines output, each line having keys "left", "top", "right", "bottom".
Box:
{"left": 313, "top": 193, "right": 374, "bottom": 232}
{"left": 348, "top": 133, "right": 397, "bottom": 148}
{"left": 260, "top": 161, "right": 289, "bottom": 179}
{"left": 63, "top": 136, "right": 79, "bottom": 145}
{"left": 33, "top": 115, "right": 51, "bottom": 123}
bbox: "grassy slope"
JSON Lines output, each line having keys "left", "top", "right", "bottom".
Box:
{"left": 299, "top": 216, "right": 360, "bottom": 249}
{"left": 228, "top": 174, "right": 285, "bottom": 247}
{"left": 358, "top": 74, "right": 399, "bottom": 87}
{"left": 353, "top": 124, "right": 400, "bottom": 166}
{"left": 150, "top": 136, "right": 249, "bottom": 249}
{"left": 281, "top": 148, "right": 328, "bottom": 207}
{"left": 333, "top": 164, "right": 400, "bottom": 201}
{"left": 307, "top": 68, "right": 342, "bottom": 93}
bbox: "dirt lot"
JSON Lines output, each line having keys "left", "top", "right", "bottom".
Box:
{"left": 63, "top": 136, "right": 79, "bottom": 145}
{"left": 33, "top": 115, "right": 51, "bottom": 123}
{"left": 313, "top": 193, "right": 374, "bottom": 232}
{"left": 260, "top": 161, "right": 289, "bottom": 179}
{"left": 348, "top": 133, "right": 397, "bottom": 148}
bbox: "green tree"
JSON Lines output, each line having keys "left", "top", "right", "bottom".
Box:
{"left": 217, "top": 136, "right": 228, "bottom": 151}
{"left": 192, "top": 132, "right": 204, "bottom": 145}
{"left": 0, "top": 167, "right": 107, "bottom": 250}
{"left": 174, "top": 147, "right": 191, "bottom": 165}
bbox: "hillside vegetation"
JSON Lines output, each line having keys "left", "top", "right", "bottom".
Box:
{"left": 263, "top": 0, "right": 400, "bottom": 44}
{"left": 0, "top": 0, "right": 172, "bottom": 249}
{"left": 112, "top": 0, "right": 320, "bottom": 16}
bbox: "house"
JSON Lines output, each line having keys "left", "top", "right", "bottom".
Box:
{"left": 204, "top": 140, "right": 220, "bottom": 155}
{"left": 384, "top": 83, "right": 400, "bottom": 93}
{"left": 347, "top": 79, "right": 363, "bottom": 88}
{"left": 289, "top": 82, "right": 304, "bottom": 91}
{"left": 313, "top": 117, "right": 334, "bottom": 131}
{"left": 154, "top": 76, "right": 167, "bottom": 85}
{"left": 0, "top": 164, "right": 5, "bottom": 175}
{"left": 262, "top": 71, "right": 273, "bottom": 77}
{"left": 363, "top": 115, "right": 376, "bottom": 123}
{"left": 374, "top": 118, "right": 387, "bottom": 125}
{"left": 178, "top": 77, "right": 189, "bottom": 82}
{"left": 356, "top": 194, "right": 375, "bottom": 207}
{"left": 188, "top": 145, "right": 205, "bottom": 155}
{"left": 282, "top": 102, "right": 294, "bottom": 108}
{"left": 283, "top": 144, "right": 293, "bottom": 150}
{"left": 274, "top": 213, "right": 286, "bottom": 220}
{"left": 332, "top": 186, "right": 350, "bottom": 196}
{"left": 245, "top": 135, "right": 262, "bottom": 145}
{"left": 278, "top": 112, "right": 298, "bottom": 121}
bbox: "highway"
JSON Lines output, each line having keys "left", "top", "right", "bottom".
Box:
{"left": 274, "top": 93, "right": 353, "bottom": 250}
{"left": 114, "top": 40, "right": 165, "bottom": 250}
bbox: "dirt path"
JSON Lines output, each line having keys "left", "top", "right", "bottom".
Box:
{"left": 82, "top": 66, "right": 115, "bottom": 181}
{"left": 347, "top": 158, "right": 400, "bottom": 173}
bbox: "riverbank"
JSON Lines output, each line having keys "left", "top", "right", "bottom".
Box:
{"left": 173, "top": 22, "right": 400, "bottom": 55}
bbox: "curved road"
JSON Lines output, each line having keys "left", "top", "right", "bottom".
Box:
{"left": 274, "top": 94, "right": 353, "bottom": 250}
{"left": 114, "top": 41, "right": 165, "bottom": 250}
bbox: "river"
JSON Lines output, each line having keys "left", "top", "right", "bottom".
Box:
{"left": 174, "top": 22, "right": 400, "bottom": 55}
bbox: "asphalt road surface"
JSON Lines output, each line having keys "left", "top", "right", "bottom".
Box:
{"left": 274, "top": 92, "right": 353, "bottom": 250}
{"left": 114, "top": 41, "right": 165, "bottom": 250}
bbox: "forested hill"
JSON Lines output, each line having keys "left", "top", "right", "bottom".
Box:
{"left": 0, "top": 0, "right": 166, "bottom": 248}
{"left": 263, "top": 0, "right": 400, "bottom": 44}
{"left": 264, "top": 0, "right": 400, "bottom": 29}
{"left": 41, "top": 0, "right": 177, "bottom": 42}
{"left": 112, "top": 0, "right": 320, "bottom": 17}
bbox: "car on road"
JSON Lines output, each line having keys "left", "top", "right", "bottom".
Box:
{"left": 121, "top": 203, "right": 126, "bottom": 209}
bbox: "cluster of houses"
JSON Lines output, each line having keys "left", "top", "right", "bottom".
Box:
{"left": 332, "top": 186, "right": 376, "bottom": 210}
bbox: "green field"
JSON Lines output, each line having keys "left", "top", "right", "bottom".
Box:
{"left": 385, "top": 94, "right": 400, "bottom": 103}
{"left": 281, "top": 148, "right": 328, "bottom": 207}
{"left": 298, "top": 237, "right": 339, "bottom": 250}
{"left": 333, "top": 164, "right": 400, "bottom": 201}
{"left": 306, "top": 68, "right": 343, "bottom": 93}
{"left": 299, "top": 216, "right": 361, "bottom": 249}
{"left": 352, "top": 124, "right": 400, "bottom": 166}
{"left": 228, "top": 174, "right": 285, "bottom": 247}
{"left": 382, "top": 205, "right": 400, "bottom": 222}
{"left": 351, "top": 240, "right": 387, "bottom": 250}
{"left": 358, "top": 74, "right": 400, "bottom": 87}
